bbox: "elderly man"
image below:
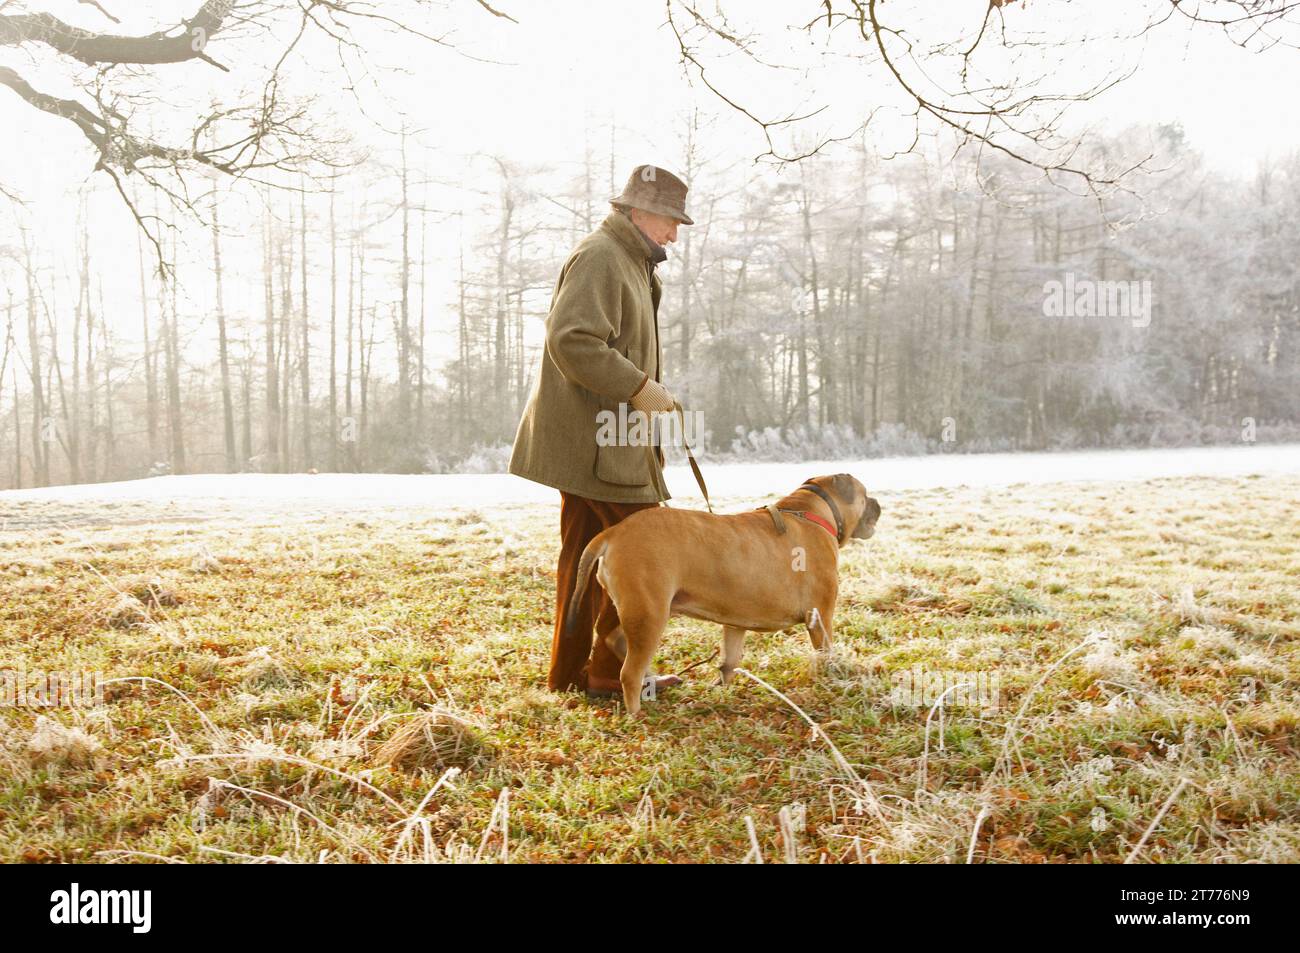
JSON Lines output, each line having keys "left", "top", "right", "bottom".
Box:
{"left": 510, "top": 164, "right": 693, "bottom": 697}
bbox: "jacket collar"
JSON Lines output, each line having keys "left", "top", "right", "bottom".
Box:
{"left": 602, "top": 209, "right": 667, "bottom": 266}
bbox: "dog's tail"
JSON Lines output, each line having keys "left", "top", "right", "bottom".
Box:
{"left": 563, "top": 535, "right": 608, "bottom": 642}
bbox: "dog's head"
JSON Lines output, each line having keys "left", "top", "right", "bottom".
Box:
{"left": 803, "top": 473, "right": 882, "bottom": 542}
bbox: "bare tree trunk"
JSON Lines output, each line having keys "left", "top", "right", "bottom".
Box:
{"left": 513, "top": 282, "right": 524, "bottom": 404}
{"left": 345, "top": 212, "right": 356, "bottom": 471}
{"left": 359, "top": 303, "right": 374, "bottom": 468}
{"left": 417, "top": 172, "right": 427, "bottom": 438}
{"left": 240, "top": 328, "right": 252, "bottom": 467}
{"left": 278, "top": 198, "right": 293, "bottom": 472}
{"left": 66, "top": 217, "right": 86, "bottom": 484}
{"left": 44, "top": 289, "right": 71, "bottom": 480}
{"left": 23, "top": 234, "right": 49, "bottom": 486}
{"left": 958, "top": 191, "right": 986, "bottom": 406}
{"left": 457, "top": 214, "right": 468, "bottom": 436}
{"left": 97, "top": 283, "right": 115, "bottom": 481}
{"left": 493, "top": 165, "right": 514, "bottom": 434}
{"left": 212, "top": 181, "right": 237, "bottom": 473}
{"left": 800, "top": 188, "right": 829, "bottom": 427}
{"left": 329, "top": 175, "right": 339, "bottom": 472}
{"left": 796, "top": 324, "right": 809, "bottom": 430}
{"left": 164, "top": 231, "right": 186, "bottom": 474}
{"left": 354, "top": 207, "right": 367, "bottom": 470}
{"left": 84, "top": 270, "right": 99, "bottom": 483}
{"left": 1, "top": 294, "right": 13, "bottom": 488}
{"left": 263, "top": 196, "right": 281, "bottom": 472}
{"left": 10, "top": 359, "right": 20, "bottom": 490}
{"left": 873, "top": 234, "right": 903, "bottom": 434}
{"left": 398, "top": 127, "right": 412, "bottom": 432}
{"left": 136, "top": 223, "right": 159, "bottom": 465}
{"left": 299, "top": 182, "right": 313, "bottom": 469}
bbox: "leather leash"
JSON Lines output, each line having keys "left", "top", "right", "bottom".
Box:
{"left": 652, "top": 409, "right": 839, "bottom": 541}
{"left": 651, "top": 400, "right": 712, "bottom": 514}
{"left": 672, "top": 400, "right": 713, "bottom": 514}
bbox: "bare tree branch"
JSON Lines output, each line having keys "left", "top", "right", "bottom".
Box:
{"left": 0, "top": 0, "right": 236, "bottom": 67}
{"left": 0, "top": 0, "right": 515, "bottom": 264}
{"left": 669, "top": 0, "right": 1300, "bottom": 192}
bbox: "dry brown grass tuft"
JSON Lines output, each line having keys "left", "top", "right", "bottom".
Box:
{"left": 869, "top": 582, "right": 974, "bottom": 615}
{"left": 372, "top": 710, "right": 492, "bottom": 772}
{"left": 1159, "top": 585, "right": 1298, "bottom": 642}
{"left": 127, "top": 577, "right": 181, "bottom": 608}
{"left": 95, "top": 592, "right": 151, "bottom": 629}
{"left": 25, "top": 715, "right": 104, "bottom": 769}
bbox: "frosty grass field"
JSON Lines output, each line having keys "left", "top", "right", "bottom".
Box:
{"left": 1, "top": 446, "right": 1297, "bottom": 863}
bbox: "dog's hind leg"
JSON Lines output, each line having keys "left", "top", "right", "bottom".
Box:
{"left": 619, "top": 608, "right": 669, "bottom": 718}
{"left": 719, "top": 625, "right": 746, "bottom": 685}
{"left": 603, "top": 625, "right": 628, "bottom": 662}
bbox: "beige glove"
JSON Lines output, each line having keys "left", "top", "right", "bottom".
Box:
{"left": 629, "top": 377, "right": 675, "bottom": 414}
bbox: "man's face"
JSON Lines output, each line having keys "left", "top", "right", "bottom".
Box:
{"left": 629, "top": 208, "right": 680, "bottom": 246}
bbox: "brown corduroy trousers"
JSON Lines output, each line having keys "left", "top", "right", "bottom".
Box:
{"left": 548, "top": 491, "right": 658, "bottom": 692}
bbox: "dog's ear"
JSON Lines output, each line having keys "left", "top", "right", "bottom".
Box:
{"left": 830, "top": 473, "right": 856, "bottom": 503}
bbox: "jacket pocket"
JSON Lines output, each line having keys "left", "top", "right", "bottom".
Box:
{"left": 593, "top": 442, "right": 651, "bottom": 487}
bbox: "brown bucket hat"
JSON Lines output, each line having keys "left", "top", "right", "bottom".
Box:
{"left": 610, "top": 164, "right": 694, "bottom": 225}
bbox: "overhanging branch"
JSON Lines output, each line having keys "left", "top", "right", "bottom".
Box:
{"left": 0, "top": 0, "right": 235, "bottom": 67}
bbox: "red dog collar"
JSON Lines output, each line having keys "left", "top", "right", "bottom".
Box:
{"left": 784, "top": 509, "right": 838, "bottom": 539}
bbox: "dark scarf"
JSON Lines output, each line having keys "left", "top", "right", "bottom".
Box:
{"left": 621, "top": 209, "right": 668, "bottom": 269}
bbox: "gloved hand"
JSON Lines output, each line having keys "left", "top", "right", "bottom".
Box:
{"left": 629, "top": 377, "right": 676, "bottom": 414}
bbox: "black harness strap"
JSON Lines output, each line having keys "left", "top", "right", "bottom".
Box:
{"left": 797, "top": 482, "right": 845, "bottom": 544}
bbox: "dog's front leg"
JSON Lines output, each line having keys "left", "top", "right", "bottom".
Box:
{"left": 806, "top": 607, "right": 835, "bottom": 677}
{"left": 719, "top": 625, "right": 746, "bottom": 685}
{"left": 805, "top": 606, "right": 834, "bottom": 650}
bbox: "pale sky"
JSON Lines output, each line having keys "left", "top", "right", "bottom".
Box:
{"left": 1, "top": 0, "right": 1298, "bottom": 357}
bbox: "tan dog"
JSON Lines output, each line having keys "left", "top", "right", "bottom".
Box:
{"left": 563, "top": 474, "right": 882, "bottom": 715}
